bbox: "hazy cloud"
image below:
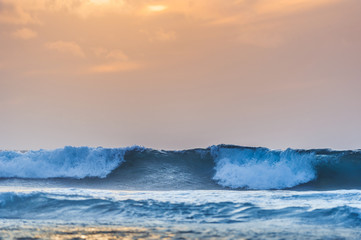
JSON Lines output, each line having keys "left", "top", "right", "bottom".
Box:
{"left": 147, "top": 5, "right": 167, "bottom": 12}
{"left": 46, "top": 41, "right": 86, "bottom": 58}
{"left": 93, "top": 48, "right": 129, "bottom": 61}
{"left": 90, "top": 61, "right": 141, "bottom": 73}
{"left": 92, "top": 47, "right": 108, "bottom": 57}
{"left": 236, "top": 24, "right": 285, "bottom": 48}
{"left": 153, "top": 29, "right": 176, "bottom": 42}
{"left": 140, "top": 28, "right": 176, "bottom": 43}
{"left": 90, "top": 47, "right": 138, "bottom": 73}
{"left": 106, "top": 50, "right": 129, "bottom": 61}
{"left": 0, "top": 0, "right": 128, "bottom": 24}
{"left": 1, "top": 0, "right": 360, "bottom": 150}
{"left": 0, "top": 1, "right": 38, "bottom": 24}
{"left": 11, "top": 28, "right": 37, "bottom": 39}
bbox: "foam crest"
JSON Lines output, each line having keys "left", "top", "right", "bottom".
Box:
{"left": 0, "top": 146, "right": 132, "bottom": 179}
{"left": 211, "top": 147, "right": 317, "bottom": 189}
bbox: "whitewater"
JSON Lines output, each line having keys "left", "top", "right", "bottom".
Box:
{"left": 1, "top": 145, "right": 361, "bottom": 239}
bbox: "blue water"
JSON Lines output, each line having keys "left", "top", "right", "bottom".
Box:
{"left": 1, "top": 145, "right": 361, "bottom": 239}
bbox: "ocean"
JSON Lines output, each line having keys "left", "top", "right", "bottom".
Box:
{"left": 0, "top": 145, "right": 360, "bottom": 239}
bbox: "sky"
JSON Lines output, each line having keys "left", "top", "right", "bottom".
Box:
{"left": 0, "top": 0, "right": 361, "bottom": 150}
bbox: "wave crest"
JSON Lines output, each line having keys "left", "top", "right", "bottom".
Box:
{"left": 1, "top": 145, "right": 361, "bottom": 190}
{"left": 0, "top": 146, "right": 137, "bottom": 179}
{"left": 211, "top": 147, "right": 317, "bottom": 189}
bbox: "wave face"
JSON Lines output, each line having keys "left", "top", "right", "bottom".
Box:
{"left": 1, "top": 145, "right": 361, "bottom": 190}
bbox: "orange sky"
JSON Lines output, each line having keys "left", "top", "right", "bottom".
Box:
{"left": 1, "top": 0, "right": 361, "bottom": 150}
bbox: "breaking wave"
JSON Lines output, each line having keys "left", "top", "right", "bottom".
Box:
{"left": 0, "top": 146, "right": 141, "bottom": 179}
{"left": 211, "top": 146, "right": 317, "bottom": 189}
{"left": 0, "top": 145, "right": 361, "bottom": 190}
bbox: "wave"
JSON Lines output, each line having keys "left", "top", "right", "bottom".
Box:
{"left": 211, "top": 146, "right": 317, "bottom": 189}
{"left": 1, "top": 190, "right": 361, "bottom": 227}
{"left": 0, "top": 146, "right": 141, "bottom": 179}
{"left": 1, "top": 145, "right": 361, "bottom": 190}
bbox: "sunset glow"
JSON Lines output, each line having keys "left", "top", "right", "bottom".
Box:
{"left": 90, "top": 0, "right": 110, "bottom": 4}
{"left": 0, "top": 0, "right": 361, "bottom": 150}
{"left": 147, "top": 5, "right": 167, "bottom": 12}
{"left": 2, "top": 2, "right": 361, "bottom": 239}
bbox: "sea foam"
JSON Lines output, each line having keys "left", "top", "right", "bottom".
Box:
{"left": 0, "top": 146, "right": 133, "bottom": 179}
{"left": 211, "top": 147, "right": 317, "bottom": 189}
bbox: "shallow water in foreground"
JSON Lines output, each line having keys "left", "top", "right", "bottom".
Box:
{"left": 0, "top": 188, "right": 361, "bottom": 239}
{"left": 1, "top": 222, "right": 360, "bottom": 240}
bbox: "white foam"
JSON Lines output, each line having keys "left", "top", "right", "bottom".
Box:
{"left": 212, "top": 147, "right": 317, "bottom": 189}
{"left": 0, "top": 146, "right": 138, "bottom": 179}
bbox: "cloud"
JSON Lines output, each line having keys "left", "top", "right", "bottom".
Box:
{"left": 90, "top": 47, "right": 138, "bottom": 73}
{"left": 153, "top": 29, "right": 176, "bottom": 42}
{"left": 254, "top": 0, "right": 341, "bottom": 15}
{"left": 0, "top": 0, "right": 38, "bottom": 24}
{"left": 11, "top": 28, "right": 37, "bottom": 39}
{"left": 236, "top": 24, "right": 285, "bottom": 48}
{"left": 0, "top": 0, "right": 127, "bottom": 24}
{"left": 0, "top": 0, "right": 342, "bottom": 26}
{"left": 46, "top": 41, "right": 85, "bottom": 58}
{"left": 147, "top": 5, "right": 167, "bottom": 12}
{"left": 49, "top": 0, "right": 127, "bottom": 18}
{"left": 93, "top": 47, "right": 129, "bottom": 61}
{"left": 141, "top": 29, "right": 177, "bottom": 42}
{"left": 106, "top": 50, "right": 129, "bottom": 61}
{"left": 90, "top": 61, "right": 141, "bottom": 73}
{"left": 92, "top": 47, "right": 108, "bottom": 57}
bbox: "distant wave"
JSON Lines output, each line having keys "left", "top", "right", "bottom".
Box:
{"left": 1, "top": 145, "right": 361, "bottom": 190}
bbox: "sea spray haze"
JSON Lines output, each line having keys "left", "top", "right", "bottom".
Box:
{"left": 1, "top": 145, "right": 361, "bottom": 239}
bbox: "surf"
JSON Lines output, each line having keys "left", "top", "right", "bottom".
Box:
{"left": 1, "top": 188, "right": 361, "bottom": 228}
{"left": 1, "top": 145, "right": 361, "bottom": 190}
